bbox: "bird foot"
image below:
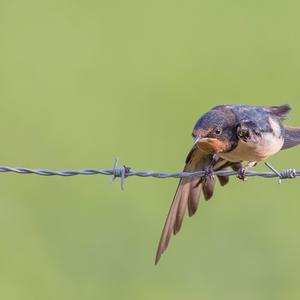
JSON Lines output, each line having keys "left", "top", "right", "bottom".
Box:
{"left": 203, "top": 154, "right": 219, "bottom": 178}
{"left": 237, "top": 167, "right": 247, "bottom": 181}
{"left": 203, "top": 165, "right": 214, "bottom": 178}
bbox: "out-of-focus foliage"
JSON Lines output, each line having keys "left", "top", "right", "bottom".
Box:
{"left": 1, "top": 0, "right": 300, "bottom": 299}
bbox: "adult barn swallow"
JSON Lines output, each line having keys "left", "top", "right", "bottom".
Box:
{"left": 155, "top": 104, "right": 300, "bottom": 264}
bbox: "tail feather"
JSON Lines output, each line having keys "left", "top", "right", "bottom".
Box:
{"left": 155, "top": 146, "right": 211, "bottom": 264}
{"left": 174, "top": 180, "right": 192, "bottom": 234}
{"left": 217, "top": 175, "right": 229, "bottom": 186}
{"left": 282, "top": 126, "right": 300, "bottom": 150}
{"left": 202, "top": 176, "right": 216, "bottom": 200}
{"left": 187, "top": 181, "right": 202, "bottom": 216}
{"left": 155, "top": 181, "right": 183, "bottom": 262}
{"left": 155, "top": 147, "right": 241, "bottom": 264}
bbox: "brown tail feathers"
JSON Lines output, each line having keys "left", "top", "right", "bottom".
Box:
{"left": 155, "top": 146, "right": 240, "bottom": 264}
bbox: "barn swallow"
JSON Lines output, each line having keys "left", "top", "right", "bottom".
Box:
{"left": 155, "top": 104, "right": 300, "bottom": 264}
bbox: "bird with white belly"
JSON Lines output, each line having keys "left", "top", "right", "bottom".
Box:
{"left": 155, "top": 104, "right": 300, "bottom": 264}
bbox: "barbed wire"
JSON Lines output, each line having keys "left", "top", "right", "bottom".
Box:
{"left": 0, "top": 159, "right": 298, "bottom": 189}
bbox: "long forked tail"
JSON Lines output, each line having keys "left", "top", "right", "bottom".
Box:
{"left": 155, "top": 176, "right": 210, "bottom": 265}
{"left": 154, "top": 145, "right": 238, "bottom": 264}
{"left": 282, "top": 126, "right": 300, "bottom": 150}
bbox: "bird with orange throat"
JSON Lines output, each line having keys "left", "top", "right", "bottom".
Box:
{"left": 155, "top": 104, "right": 300, "bottom": 264}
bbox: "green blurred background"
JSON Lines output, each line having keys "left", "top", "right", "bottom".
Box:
{"left": 1, "top": 0, "right": 300, "bottom": 299}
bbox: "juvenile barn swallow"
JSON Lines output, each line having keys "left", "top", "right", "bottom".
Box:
{"left": 155, "top": 104, "right": 300, "bottom": 264}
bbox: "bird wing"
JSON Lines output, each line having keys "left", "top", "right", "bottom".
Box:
{"left": 155, "top": 145, "right": 240, "bottom": 264}
{"left": 282, "top": 126, "right": 300, "bottom": 150}
{"left": 263, "top": 104, "right": 291, "bottom": 120}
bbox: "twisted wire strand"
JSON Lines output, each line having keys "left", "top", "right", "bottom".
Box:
{"left": 0, "top": 159, "right": 299, "bottom": 189}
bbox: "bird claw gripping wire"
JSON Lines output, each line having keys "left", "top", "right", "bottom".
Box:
{"left": 109, "top": 159, "right": 131, "bottom": 190}
{"left": 264, "top": 162, "right": 296, "bottom": 184}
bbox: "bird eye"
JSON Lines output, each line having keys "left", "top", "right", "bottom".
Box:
{"left": 214, "top": 128, "right": 222, "bottom": 135}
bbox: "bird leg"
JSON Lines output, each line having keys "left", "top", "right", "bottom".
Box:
{"left": 203, "top": 154, "right": 219, "bottom": 178}
{"left": 237, "top": 161, "right": 257, "bottom": 181}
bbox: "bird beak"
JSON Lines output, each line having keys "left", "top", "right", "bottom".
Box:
{"left": 194, "top": 137, "right": 208, "bottom": 144}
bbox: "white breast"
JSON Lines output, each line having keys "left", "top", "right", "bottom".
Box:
{"left": 219, "top": 133, "right": 284, "bottom": 162}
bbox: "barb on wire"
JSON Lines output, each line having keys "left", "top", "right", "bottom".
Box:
{"left": 0, "top": 159, "right": 299, "bottom": 189}
{"left": 109, "top": 158, "right": 131, "bottom": 190}
{"left": 264, "top": 162, "right": 297, "bottom": 184}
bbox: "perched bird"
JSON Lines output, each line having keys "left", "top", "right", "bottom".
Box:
{"left": 155, "top": 104, "right": 300, "bottom": 264}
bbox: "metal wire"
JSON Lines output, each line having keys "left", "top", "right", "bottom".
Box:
{"left": 0, "top": 159, "right": 299, "bottom": 189}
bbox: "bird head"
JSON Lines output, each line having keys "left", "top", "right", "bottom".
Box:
{"left": 192, "top": 108, "right": 238, "bottom": 154}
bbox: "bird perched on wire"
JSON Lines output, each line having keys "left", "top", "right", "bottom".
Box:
{"left": 155, "top": 104, "right": 300, "bottom": 264}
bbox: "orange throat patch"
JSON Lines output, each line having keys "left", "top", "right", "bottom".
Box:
{"left": 196, "top": 138, "right": 228, "bottom": 154}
